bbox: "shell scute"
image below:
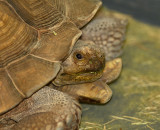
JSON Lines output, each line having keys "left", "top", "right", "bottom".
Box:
{"left": 0, "top": 0, "right": 102, "bottom": 114}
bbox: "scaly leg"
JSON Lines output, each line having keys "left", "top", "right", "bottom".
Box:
{"left": 0, "top": 87, "right": 81, "bottom": 130}
{"left": 51, "top": 79, "right": 112, "bottom": 104}
{"left": 82, "top": 16, "right": 127, "bottom": 61}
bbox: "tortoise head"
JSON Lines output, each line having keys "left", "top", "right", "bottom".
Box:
{"left": 53, "top": 40, "right": 105, "bottom": 86}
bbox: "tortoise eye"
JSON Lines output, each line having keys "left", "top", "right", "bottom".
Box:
{"left": 76, "top": 53, "right": 83, "bottom": 60}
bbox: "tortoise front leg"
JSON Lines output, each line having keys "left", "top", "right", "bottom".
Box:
{"left": 51, "top": 79, "right": 112, "bottom": 104}
{"left": 81, "top": 15, "right": 127, "bottom": 61}
{"left": 0, "top": 87, "right": 81, "bottom": 130}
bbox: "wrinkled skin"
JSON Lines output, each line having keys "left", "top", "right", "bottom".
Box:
{"left": 0, "top": 15, "right": 126, "bottom": 130}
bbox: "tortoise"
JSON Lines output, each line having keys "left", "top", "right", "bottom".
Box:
{"left": 0, "top": 0, "right": 127, "bottom": 129}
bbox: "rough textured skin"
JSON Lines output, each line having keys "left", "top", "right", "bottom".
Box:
{"left": 82, "top": 17, "right": 127, "bottom": 61}
{"left": 0, "top": 87, "right": 81, "bottom": 130}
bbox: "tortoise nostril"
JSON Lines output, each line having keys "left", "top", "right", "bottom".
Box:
{"left": 76, "top": 54, "right": 83, "bottom": 60}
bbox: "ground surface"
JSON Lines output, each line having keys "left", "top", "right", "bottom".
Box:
{"left": 80, "top": 7, "right": 160, "bottom": 130}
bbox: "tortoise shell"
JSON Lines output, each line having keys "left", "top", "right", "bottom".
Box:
{"left": 0, "top": 0, "right": 102, "bottom": 114}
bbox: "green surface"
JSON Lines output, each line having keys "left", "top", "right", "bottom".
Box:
{"left": 80, "top": 8, "right": 160, "bottom": 130}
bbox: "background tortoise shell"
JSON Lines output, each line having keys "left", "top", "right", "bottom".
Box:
{"left": 0, "top": 0, "right": 102, "bottom": 114}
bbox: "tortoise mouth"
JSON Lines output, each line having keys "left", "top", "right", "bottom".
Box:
{"left": 53, "top": 68, "right": 104, "bottom": 86}
{"left": 61, "top": 63, "right": 104, "bottom": 76}
{"left": 67, "top": 69, "right": 103, "bottom": 81}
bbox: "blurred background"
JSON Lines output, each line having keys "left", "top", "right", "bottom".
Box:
{"left": 102, "top": 0, "right": 160, "bottom": 26}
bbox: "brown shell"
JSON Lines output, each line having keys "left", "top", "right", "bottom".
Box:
{"left": 0, "top": 0, "right": 102, "bottom": 114}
